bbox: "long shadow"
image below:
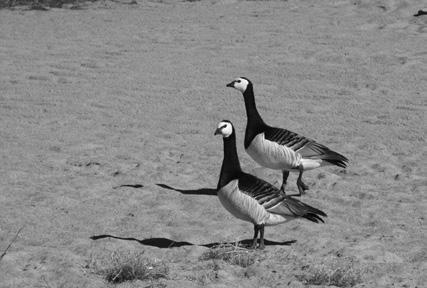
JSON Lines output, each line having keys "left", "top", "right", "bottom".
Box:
{"left": 156, "top": 183, "right": 217, "bottom": 196}
{"left": 90, "top": 234, "right": 296, "bottom": 249}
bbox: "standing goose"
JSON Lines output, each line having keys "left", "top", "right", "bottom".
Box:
{"left": 215, "top": 120, "right": 326, "bottom": 249}
{"left": 226, "top": 77, "right": 349, "bottom": 196}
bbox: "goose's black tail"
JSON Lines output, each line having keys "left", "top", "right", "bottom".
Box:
{"left": 283, "top": 197, "right": 327, "bottom": 223}
{"left": 323, "top": 150, "right": 349, "bottom": 168}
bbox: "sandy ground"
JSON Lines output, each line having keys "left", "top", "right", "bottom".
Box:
{"left": 0, "top": 0, "right": 426, "bottom": 287}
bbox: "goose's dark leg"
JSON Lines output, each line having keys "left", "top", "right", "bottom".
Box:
{"left": 250, "top": 225, "right": 259, "bottom": 249}
{"left": 280, "top": 170, "right": 290, "bottom": 195}
{"left": 258, "top": 224, "right": 265, "bottom": 250}
{"left": 296, "top": 164, "right": 309, "bottom": 196}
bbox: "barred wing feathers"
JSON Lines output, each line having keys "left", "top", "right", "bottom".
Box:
{"left": 264, "top": 126, "right": 348, "bottom": 168}
{"left": 237, "top": 173, "right": 327, "bottom": 223}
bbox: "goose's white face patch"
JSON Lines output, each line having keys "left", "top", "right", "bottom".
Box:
{"left": 217, "top": 121, "right": 233, "bottom": 138}
{"left": 232, "top": 78, "right": 249, "bottom": 93}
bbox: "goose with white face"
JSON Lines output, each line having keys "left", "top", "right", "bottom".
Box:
{"left": 226, "top": 77, "right": 250, "bottom": 93}
{"left": 214, "top": 121, "right": 233, "bottom": 138}
{"left": 215, "top": 118, "right": 327, "bottom": 249}
{"left": 225, "top": 76, "right": 349, "bottom": 197}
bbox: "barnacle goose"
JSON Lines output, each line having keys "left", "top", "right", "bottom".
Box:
{"left": 215, "top": 120, "right": 326, "bottom": 249}
{"left": 226, "top": 77, "right": 349, "bottom": 196}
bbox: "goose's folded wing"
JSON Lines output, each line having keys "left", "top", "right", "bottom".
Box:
{"left": 237, "top": 172, "right": 327, "bottom": 223}
{"left": 269, "top": 196, "right": 327, "bottom": 223}
{"left": 237, "top": 173, "right": 285, "bottom": 209}
{"left": 264, "top": 126, "right": 348, "bottom": 168}
{"left": 264, "top": 126, "right": 314, "bottom": 151}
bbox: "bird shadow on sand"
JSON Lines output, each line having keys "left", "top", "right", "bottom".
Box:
{"left": 156, "top": 183, "right": 217, "bottom": 196}
{"left": 90, "top": 234, "right": 296, "bottom": 249}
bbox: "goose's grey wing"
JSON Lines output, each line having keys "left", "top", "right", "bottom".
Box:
{"left": 264, "top": 126, "right": 348, "bottom": 168}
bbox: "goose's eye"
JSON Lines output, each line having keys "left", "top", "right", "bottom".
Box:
{"left": 236, "top": 80, "right": 241, "bottom": 83}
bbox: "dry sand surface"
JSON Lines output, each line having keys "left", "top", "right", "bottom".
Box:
{"left": 0, "top": 0, "right": 426, "bottom": 287}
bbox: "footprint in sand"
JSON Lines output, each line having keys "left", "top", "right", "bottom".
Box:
{"left": 27, "top": 74, "right": 51, "bottom": 82}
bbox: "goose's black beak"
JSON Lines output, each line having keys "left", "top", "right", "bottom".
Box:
{"left": 214, "top": 128, "right": 221, "bottom": 135}
{"left": 226, "top": 81, "right": 235, "bottom": 88}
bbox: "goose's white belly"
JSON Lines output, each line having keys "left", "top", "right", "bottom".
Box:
{"left": 217, "top": 180, "right": 269, "bottom": 225}
{"left": 246, "top": 133, "right": 302, "bottom": 171}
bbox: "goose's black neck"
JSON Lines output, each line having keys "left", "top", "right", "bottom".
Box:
{"left": 243, "top": 84, "right": 266, "bottom": 149}
{"left": 217, "top": 133, "right": 242, "bottom": 190}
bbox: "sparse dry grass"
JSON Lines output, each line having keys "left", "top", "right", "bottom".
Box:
{"left": 295, "top": 256, "right": 362, "bottom": 287}
{"left": 200, "top": 243, "right": 257, "bottom": 268}
{"left": 88, "top": 249, "right": 168, "bottom": 284}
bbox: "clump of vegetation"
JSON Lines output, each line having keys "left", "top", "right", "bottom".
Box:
{"left": 89, "top": 249, "right": 168, "bottom": 284}
{"left": 200, "top": 243, "right": 257, "bottom": 268}
{"left": 295, "top": 256, "right": 362, "bottom": 287}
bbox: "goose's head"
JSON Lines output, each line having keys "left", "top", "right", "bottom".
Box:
{"left": 214, "top": 120, "right": 234, "bottom": 138}
{"left": 226, "top": 77, "right": 252, "bottom": 93}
